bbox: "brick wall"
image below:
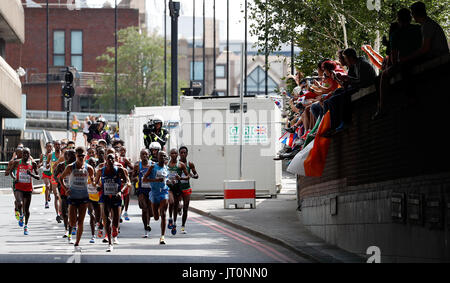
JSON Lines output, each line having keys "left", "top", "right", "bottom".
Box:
{"left": 5, "top": 6, "right": 139, "bottom": 111}
{"left": 298, "top": 61, "right": 450, "bottom": 195}
{"left": 296, "top": 58, "right": 450, "bottom": 262}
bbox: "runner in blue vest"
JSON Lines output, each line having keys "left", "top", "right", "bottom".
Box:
{"left": 132, "top": 149, "right": 154, "bottom": 238}
{"left": 95, "top": 152, "right": 129, "bottom": 252}
{"left": 143, "top": 151, "right": 170, "bottom": 245}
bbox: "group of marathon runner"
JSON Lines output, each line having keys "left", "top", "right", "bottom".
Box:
{"left": 4, "top": 136, "right": 198, "bottom": 253}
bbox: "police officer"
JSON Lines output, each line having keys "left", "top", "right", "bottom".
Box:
{"left": 144, "top": 116, "right": 169, "bottom": 151}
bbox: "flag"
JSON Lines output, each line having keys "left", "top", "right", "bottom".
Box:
{"left": 272, "top": 98, "right": 283, "bottom": 110}
{"left": 287, "top": 111, "right": 332, "bottom": 177}
{"left": 361, "top": 45, "right": 383, "bottom": 70}
{"left": 279, "top": 132, "right": 291, "bottom": 145}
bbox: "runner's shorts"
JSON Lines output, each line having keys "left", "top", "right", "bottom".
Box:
{"left": 182, "top": 188, "right": 192, "bottom": 197}
{"left": 101, "top": 195, "right": 123, "bottom": 207}
{"left": 67, "top": 197, "right": 90, "bottom": 206}
{"left": 42, "top": 172, "right": 52, "bottom": 179}
{"left": 150, "top": 190, "right": 169, "bottom": 204}
{"left": 168, "top": 184, "right": 182, "bottom": 197}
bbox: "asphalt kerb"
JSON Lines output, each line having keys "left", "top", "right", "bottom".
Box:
{"left": 188, "top": 206, "right": 322, "bottom": 263}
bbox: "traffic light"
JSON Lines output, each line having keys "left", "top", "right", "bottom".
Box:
{"left": 62, "top": 68, "right": 75, "bottom": 99}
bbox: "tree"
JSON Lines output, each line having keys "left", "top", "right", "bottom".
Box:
{"left": 249, "top": 0, "right": 449, "bottom": 75}
{"left": 93, "top": 27, "right": 171, "bottom": 113}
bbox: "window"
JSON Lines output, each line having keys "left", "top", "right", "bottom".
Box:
{"left": 53, "top": 31, "right": 65, "bottom": 66}
{"left": 216, "top": 91, "right": 226, "bottom": 97}
{"left": 71, "top": 31, "right": 83, "bottom": 71}
{"left": 246, "top": 66, "right": 278, "bottom": 95}
{"left": 216, "top": 65, "right": 226, "bottom": 78}
{"left": 190, "top": 61, "right": 203, "bottom": 81}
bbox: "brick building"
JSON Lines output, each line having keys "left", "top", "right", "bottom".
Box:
{"left": 5, "top": 0, "right": 139, "bottom": 112}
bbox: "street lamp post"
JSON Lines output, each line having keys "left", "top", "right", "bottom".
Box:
{"left": 164, "top": 0, "right": 167, "bottom": 106}
{"left": 46, "top": 0, "right": 49, "bottom": 118}
{"left": 202, "top": 0, "right": 205, "bottom": 96}
{"left": 244, "top": 0, "right": 247, "bottom": 98}
{"left": 169, "top": 1, "right": 180, "bottom": 106}
{"left": 213, "top": 0, "right": 216, "bottom": 95}
{"left": 226, "top": 0, "right": 229, "bottom": 96}
{"left": 115, "top": 0, "right": 118, "bottom": 122}
{"left": 192, "top": 0, "right": 195, "bottom": 89}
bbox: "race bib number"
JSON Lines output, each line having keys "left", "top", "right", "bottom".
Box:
{"left": 156, "top": 169, "right": 168, "bottom": 180}
{"left": 168, "top": 172, "right": 177, "bottom": 183}
{"left": 88, "top": 184, "right": 97, "bottom": 195}
{"left": 180, "top": 173, "right": 189, "bottom": 184}
{"left": 72, "top": 179, "right": 87, "bottom": 188}
{"left": 141, "top": 181, "right": 151, "bottom": 188}
{"left": 104, "top": 180, "right": 119, "bottom": 195}
{"left": 18, "top": 169, "right": 31, "bottom": 183}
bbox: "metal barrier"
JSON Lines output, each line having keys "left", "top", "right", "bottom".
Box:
{"left": 26, "top": 110, "right": 126, "bottom": 122}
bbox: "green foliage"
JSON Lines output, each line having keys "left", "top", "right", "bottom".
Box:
{"left": 93, "top": 27, "right": 171, "bottom": 113}
{"left": 249, "top": 0, "right": 450, "bottom": 75}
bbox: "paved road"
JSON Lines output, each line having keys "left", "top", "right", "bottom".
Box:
{"left": 0, "top": 194, "right": 306, "bottom": 263}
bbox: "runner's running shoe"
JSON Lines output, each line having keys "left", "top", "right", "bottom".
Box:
{"left": 63, "top": 231, "right": 69, "bottom": 238}
{"left": 168, "top": 219, "right": 173, "bottom": 229}
{"left": 24, "top": 226, "right": 29, "bottom": 235}
{"left": 102, "top": 236, "right": 108, "bottom": 243}
{"left": 74, "top": 245, "right": 81, "bottom": 252}
{"left": 112, "top": 227, "right": 119, "bottom": 238}
{"left": 90, "top": 236, "right": 95, "bottom": 244}
{"left": 97, "top": 227, "right": 103, "bottom": 238}
{"left": 113, "top": 237, "right": 119, "bottom": 245}
{"left": 181, "top": 226, "right": 187, "bottom": 234}
{"left": 19, "top": 215, "right": 24, "bottom": 227}
{"left": 107, "top": 245, "right": 113, "bottom": 252}
{"left": 56, "top": 215, "right": 62, "bottom": 223}
{"left": 68, "top": 236, "right": 74, "bottom": 244}
{"left": 45, "top": 202, "right": 49, "bottom": 209}
{"left": 15, "top": 211, "right": 20, "bottom": 221}
{"left": 160, "top": 236, "right": 166, "bottom": 245}
{"left": 72, "top": 227, "right": 77, "bottom": 235}
{"left": 124, "top": 212, "right": 130, "bottom": 221}
{"left": 171, "top": 225, "right": 177, "bottom": 236}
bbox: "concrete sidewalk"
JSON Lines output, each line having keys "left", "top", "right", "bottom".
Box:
{"left": 189, "top": 172, "right": 365, "bottom": 263}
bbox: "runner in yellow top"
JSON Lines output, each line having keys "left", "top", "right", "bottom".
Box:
{"left": 71, "top": 115, "right": 80, "bottom": 142}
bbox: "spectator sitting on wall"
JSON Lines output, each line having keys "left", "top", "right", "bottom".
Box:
{"left": 287, "top": 59, "right": 339, "bottom": 134}
{"left": 381, "top": 22, "right": 401, "bottom": 71}
{"left": 373, "top": 8, "right": 423, "bottom": 120}
{"left": 401, "top": 1, "right": 449, "bottom": 64}
{"left": 322, "top": 48, "right": 376, "bottom": 137}
{"left": 308, "top": 60, "right": 348, "bottom": 125}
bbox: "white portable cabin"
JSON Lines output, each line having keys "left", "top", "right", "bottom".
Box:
{"left": 179, "top": 95, "right": 283, "bottom": 197}
{"left": 119, "top": 106, "right": 180, "bottom": 163}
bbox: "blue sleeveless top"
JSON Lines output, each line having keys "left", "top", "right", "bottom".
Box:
{"left": 149, "top": 163, "right": 168, "bottom": 194}
{"left": 101, "top": 166, "right": 121, "bottom": 196}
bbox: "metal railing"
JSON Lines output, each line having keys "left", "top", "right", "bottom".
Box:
{"left": 26, "top": 110, "right": 127, "bottom": 122}
{"left": 25, "top": 72, "right": 105, "bottom": 88}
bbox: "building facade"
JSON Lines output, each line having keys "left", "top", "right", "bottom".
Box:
{"left": 0, "top": 0, "right": 25, "bottom": 160}
{"left": 5, "top": 0, "right": 139, "bottom": 112}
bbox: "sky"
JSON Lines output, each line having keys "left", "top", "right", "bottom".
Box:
{"left": 86, "top": 0, "right": 258, "bottom": 42}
